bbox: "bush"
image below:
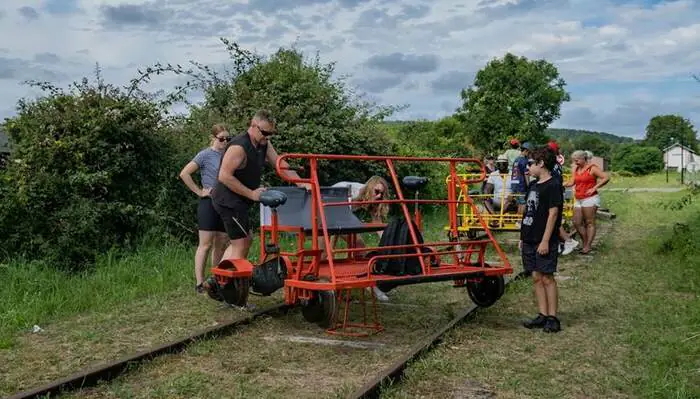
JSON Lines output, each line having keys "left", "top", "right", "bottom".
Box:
{"left": 0, "top": 74, "right": 176, "bottom": 270}
{"left": 140, "top": 39, "right": 399, "bottom": 188}
{"left": 612, "top": 144, "right": 663, "bottom": 176}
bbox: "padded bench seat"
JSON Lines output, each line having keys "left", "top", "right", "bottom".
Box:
{"left": 260, "top": 186, "right": 386, "bottom": 235}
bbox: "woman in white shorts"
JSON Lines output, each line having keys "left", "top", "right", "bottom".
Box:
{"left": 565, "top": 150, "right": 609, "bottom": 254}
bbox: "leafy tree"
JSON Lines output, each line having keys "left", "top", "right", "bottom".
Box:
{"left": 0, "top": 70, "right": 175, "bottom": 269}
{"left": 134, "top": 39, "right": 400, "bottom": 187}
{"left": 393, "top": 116, "right": 473, "bottom": 157}
{"left": 612, "top": 144, "right": 663, "bottom": 175}
{"left": 571, "top": 134, "right": 612, "bottom": 159}
{"left": 456, "top": 53, "right": 570, "bottom": 154}
{"left": 644, "top": 115, "right": 698, "bottom": 152}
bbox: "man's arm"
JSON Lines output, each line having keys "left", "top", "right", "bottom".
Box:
{"left": 218, "top": 145, "right": 257, "bottom": 200}
{"left": 266, "top": 142, "right": 311, "bottom": 189}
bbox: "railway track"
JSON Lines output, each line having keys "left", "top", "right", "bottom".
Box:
{"left": 8, "top": 275, "right": 523, "bottom": 399}
{"left": 348, "top": 271, "right": 526, "bottom": 399}
{"left": 7, "top": 303, "right": 291, "bottom": 399}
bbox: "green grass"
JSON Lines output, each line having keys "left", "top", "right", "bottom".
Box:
{"left": 0, "top": 242, "right": 195, "bottom": 348}
{"left": 606, "top": 170, "right": 686, "bottom": 189}
{"left": 380, "top": 189, "right": 700, "bottom": 398}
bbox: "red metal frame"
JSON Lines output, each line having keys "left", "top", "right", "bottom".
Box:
{"left": 214, "top": 153, "right": 513, "bottom": 335}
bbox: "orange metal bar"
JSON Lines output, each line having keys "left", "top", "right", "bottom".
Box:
{"left": 385, "top": 158, "right": 428, "bottom": 274}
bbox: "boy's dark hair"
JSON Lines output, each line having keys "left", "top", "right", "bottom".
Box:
{"left": 531, "top": 146, "right": 557, "bottom": 171}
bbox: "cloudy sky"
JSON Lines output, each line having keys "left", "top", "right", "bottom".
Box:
{"left": 1, "top": 0, "right": 699, "bottom": 138}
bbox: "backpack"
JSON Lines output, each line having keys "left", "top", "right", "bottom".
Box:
{"left": 370, "top": 217, "right": 438, "bottom": 276}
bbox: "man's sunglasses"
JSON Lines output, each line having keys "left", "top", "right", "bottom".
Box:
{"left": 257, "top": 125, "right": 276, "bottom": 137}
{"left": 216, "top": 136, "right": 231, "bottom": 143}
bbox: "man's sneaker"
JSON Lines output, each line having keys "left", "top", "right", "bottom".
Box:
{"left": 522, "top": 313, "right": 547, "bottom": 329}
{"left": 562, "top": 239, "right": 579, "bottom": 256}
{"left": 543, "top": 316, "right": 561, "bottom": 333}
{"left": 373, "top": 286, "right": 390, "bottom": 302}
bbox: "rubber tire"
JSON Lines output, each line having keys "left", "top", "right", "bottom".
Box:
{"left": 467, "top": 275, "right": 505, "bottom": 307}
{"left": 220, "top": 278, "right": 250, "bottom": 307}
{"left": 205, "top": 276, "right": 224, "bottom": 302}
{"left": 301, "top": 290, "right": 338, "bottom": 329}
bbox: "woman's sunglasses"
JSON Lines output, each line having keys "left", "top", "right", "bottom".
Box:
{"left": 216, "top": 136, "right": 232, "bottom": 143}
{"left": 374, "top": 189, "right": 385, "bottom": 196}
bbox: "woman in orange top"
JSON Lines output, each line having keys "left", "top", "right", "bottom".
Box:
{"left": 564, "top": 150, "right": 609, "bottom": 254}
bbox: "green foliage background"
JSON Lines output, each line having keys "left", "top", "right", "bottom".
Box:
{"left": 0, "top": 39, "right": 685, "bottom": 270}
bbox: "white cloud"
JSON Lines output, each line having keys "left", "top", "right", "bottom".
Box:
{"left": 0, "top": 0, "right": 698, "bottom": 138}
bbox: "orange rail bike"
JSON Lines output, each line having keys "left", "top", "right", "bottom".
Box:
{"left": 205, "top": 154, "right": 513, "bottom": 336}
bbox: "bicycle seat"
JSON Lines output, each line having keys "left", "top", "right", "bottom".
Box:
{"left": 260, "top": 189, "right": 288, "bottom": 208}
{"left": 402, "top": 176, "right": 429, "bottom": 190}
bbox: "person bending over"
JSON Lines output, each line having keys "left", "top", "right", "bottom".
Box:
{"left": 210, "top": 109, "right": 310, "bottom": 262}
{"left": 179, "top": 123, "right": 230, "bottom": 294}
{"left": 331, "top": 176, "right": 391, "bottom": 301}
{"left": 520, "top": 147, "right": 563, "bottom": 333}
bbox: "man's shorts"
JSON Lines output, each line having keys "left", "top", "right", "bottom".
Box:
{"left": 211, "top": 201, "right": 251, "bottom": 240}
{"left": 197, "top": 198, "right": 226, "bottom": 232}
{"left": 574, "top": 194, "right": 600, "bottom": 208}
{"left": 521, "top": 241, "right": 559, "bottom": 274}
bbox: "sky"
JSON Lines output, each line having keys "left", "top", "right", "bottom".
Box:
{"left": 0, "top": 0, "right": 699, "bottom": 139}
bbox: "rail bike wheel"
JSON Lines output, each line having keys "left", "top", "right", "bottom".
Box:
{"left": 301, "top": 290, "right": 338, "bottom": 329}
{"left": 204, "top": 276, "right": 223, "bottom": 302}
{"left": 467, "top": 275, "right": 505, "bottom": 307}
{"left": 220, "top": 278, "right": 250, "bottom": 307}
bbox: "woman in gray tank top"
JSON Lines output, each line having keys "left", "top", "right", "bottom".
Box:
{"left": 179, "top": 124, "right": 230, "bottom": 294}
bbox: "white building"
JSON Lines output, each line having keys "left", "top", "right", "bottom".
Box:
{"left": 663, "top": 143, "right": 698, "bottom": 172}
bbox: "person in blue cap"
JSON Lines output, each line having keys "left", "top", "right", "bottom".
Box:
{"left": 510, "top": 141, "right": 532, "bottom": 216}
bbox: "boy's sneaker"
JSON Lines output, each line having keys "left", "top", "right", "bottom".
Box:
{"left": 543, "top": 316, "right": 561, "bottom": 333}
{"left": 562, "top": 239, "right": 579, "bottom": 256}
{"left": 522, "top": 313, "right": 547, "bottom": 329}
{"left": 195, "top": 283, "right": 205, "bottom": 294}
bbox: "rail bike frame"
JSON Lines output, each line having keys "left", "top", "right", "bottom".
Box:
{"left": 208, "top": 154, "right": 514, "bottom": 335}
{"left": 265, "top": 154, "right": 513, "bottom": 302}
{"left": 445, "top": 172, "right": 575, "bottom": 236}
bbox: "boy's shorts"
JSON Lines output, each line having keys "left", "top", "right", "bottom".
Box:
{"left": 521, "top": 241, "right": 559, "bottom": 274}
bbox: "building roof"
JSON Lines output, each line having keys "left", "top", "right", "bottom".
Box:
{"left": 662, "top": 142, "right": 697, "bottom": 154}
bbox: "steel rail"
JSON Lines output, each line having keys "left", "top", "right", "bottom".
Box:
{"left": 7, "top": 303, "right": 290, "bottom": 399}
{"left": 348, "top": 271, "right": 527, "bottom": 399}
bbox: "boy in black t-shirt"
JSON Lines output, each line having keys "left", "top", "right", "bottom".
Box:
{"left": 520, "top": 147, "right": 563, "bottom": 333}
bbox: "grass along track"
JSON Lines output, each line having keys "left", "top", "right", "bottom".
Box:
{"left": 5, "top": 219, "right": 613, "bottom": 399}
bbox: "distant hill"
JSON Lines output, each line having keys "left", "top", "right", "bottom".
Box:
{"left": 382, "top": 121, "right": 635, "bottom": 145}
{"left": 546, "top": 128, "right": 635, "bottom": 145}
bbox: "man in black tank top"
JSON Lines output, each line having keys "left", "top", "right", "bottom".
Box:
{"left": 211, "top": 109, "right": 309, "bottom": 260}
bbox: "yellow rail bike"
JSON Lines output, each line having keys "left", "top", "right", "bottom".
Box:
{"left": 444, "top": 173, "right": 574, "bottom": 239}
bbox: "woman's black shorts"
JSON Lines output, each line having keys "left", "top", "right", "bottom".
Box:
{"left": 197, "top": 197, "right": 226, "bottom": 232}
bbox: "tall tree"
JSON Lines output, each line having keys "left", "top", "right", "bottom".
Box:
{"left": 456, "top": 53, "right": 570, "bottom": 154}
{"left": 644, "top": 114, "right": 698, "bottom": 151}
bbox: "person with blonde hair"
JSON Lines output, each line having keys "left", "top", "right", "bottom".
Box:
{"left": 331, "top": 175, "right": 391, "bottom": 301}
{"left": 565, "top": 150, "right": 609, "bottom": 254}
{"left": 179, "top": 123, "right": 231, "bottom": 294}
